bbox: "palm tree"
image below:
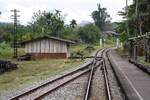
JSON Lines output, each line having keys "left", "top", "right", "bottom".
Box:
{"left": 70, "top": 19, "right": 77, "bottom": 28}
{"left": 91, "top": 3, "right": 111, "bottom": 31}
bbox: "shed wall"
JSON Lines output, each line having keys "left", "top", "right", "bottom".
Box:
{"left": 25, "top": 38, "right": 68, "bottom": 54}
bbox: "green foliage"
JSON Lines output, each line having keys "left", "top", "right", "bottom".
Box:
{"left": 30, "top": 10, "right": 65, "bottom": 37}
{"left": 78, "top": 24, "right": 101, "bottom": 44}
{"left": 0, "top": 42, "right": 13, "bottom": 58}
{"left": 118, "top": 0, "right": 150, "bottom": 38}
{"left": 21, "top": 33, "right": 33, "bottom": 41}
{"left": 0, "top": 23, "right": 14, "bottom": 42}
{"left": 0, "top": 9, "right": 103, "bottom": 46}
{"left": 105, "top": 36, "right": 115, "bottom": 44}
{"left": 92, "top": 3, "right": 111, "bottom": 30}
{"left": 70, "top": 19, "right": 77, "bottom": 28}
{"left": 0, "top": 59, "right": 83, "bottom": 91}
{"left": 120, "top": 31, "right": 128, "bottom": 42}
{"left": 61, "top": 26, "right": 79, "bottom": 40}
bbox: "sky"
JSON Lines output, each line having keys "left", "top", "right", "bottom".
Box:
{"left": 0, "top": 0, "right": 132, "bottom": 25}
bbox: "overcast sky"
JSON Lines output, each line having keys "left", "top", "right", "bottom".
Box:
{"left": 0, "top": 0, "right": 132, "bottom": 25}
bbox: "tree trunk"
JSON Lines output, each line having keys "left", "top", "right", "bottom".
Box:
{"left": 139, "top": 21, "right": 143, "bottom": 35}
{"left": 148, "top": 0, "right": 150, "bottom": 31}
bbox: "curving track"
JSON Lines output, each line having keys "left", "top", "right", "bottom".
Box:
{"left": 10, "top": 49, "right": 103, "bottom": 100}
{"left": 9, "top": 48, "right": 125, "bottom": 100}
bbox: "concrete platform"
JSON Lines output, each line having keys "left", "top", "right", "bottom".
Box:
{"left": 108, "top": 49, "right": 150, "bottom": 100}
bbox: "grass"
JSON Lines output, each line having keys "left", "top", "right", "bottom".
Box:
{"left": 70, "top": 43, "right": 107, "bottom": 57}
{"left": 0, "top": 43, "right": 113, "bottom": 92}
{"left": 117, "top": 47, "right": 150, "bottom": 67}
{"left": 0, "top": 59, "right": 83, "bottom": 91}
{"left": 138, "top": 57, "right": 150, "bottom": 67}
{"left": 70, "top": 44, "right": 94, "bottom": 56}
{"left": 0, "top": 44, "right": 100, "bottom": 91}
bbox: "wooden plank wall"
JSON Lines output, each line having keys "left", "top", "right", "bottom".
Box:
{"left": 25, "top": 39, "right": 68, "bottom": 54}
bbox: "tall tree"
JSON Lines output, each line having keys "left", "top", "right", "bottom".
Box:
{"left": 91, "top": 4, "right": 111, "bottom": 31}
{"left": 30, "top": 10, "right": 64, "bottom": 37}
{"left": 118, "top": 0, "right": 149, "bottom": 36}
{"left": 78, "top": 24, "right": 101, "bottom": 43}
{"left": 70, "top": 19, "right": 77, "bottom": 28}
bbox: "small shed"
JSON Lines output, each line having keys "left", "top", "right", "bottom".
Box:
{"left": 21, "top": 36, "right": 75, "bottom": 59}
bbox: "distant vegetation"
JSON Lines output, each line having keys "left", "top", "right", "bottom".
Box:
{"left": 92, "top": 4, "right": 111, "bottom": 31}
{"left": 0, "top": 3, "right": 112, "bottom": 45}
{"left": 115, "top": 0, "right": 150, "bottom": 43}
{"left": 0, "top": 3, "right": 114, "bottom": 58}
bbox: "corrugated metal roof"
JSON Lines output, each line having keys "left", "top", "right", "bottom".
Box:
{"left": 21, "top": 36, "right": 76, "bottom": 44}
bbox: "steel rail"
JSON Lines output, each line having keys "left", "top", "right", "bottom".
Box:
{"left": 84, "top": 60, "right": 96, "bottom": 100}
{"left": 10, "top": 61, "right": 92, "bottom": 100}
{"left": 34, "top": 63, "right": 102, "bottom": 100}
{"left": 34, "top": 49, "right": 103, "bottom": 100}
{"left": 103, "top": 58, "right": 112, "bottom": 100}
{"left": 84, "top": 49, "right": 104, "bottom": 100}
{"left": 102, "top": 48, "right": 112, "bottom": 100}
{"left": 10, "top": 49, "right": 103, "bottom": 100}
{"left": 33, "top": 68, "right": 92, "bottom": 100}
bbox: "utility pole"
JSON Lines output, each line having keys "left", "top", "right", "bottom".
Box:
{"left": 55, "top": 9, "right": 61, "bottom": 37}
{"left": 11, "top": 9, "right": 20, "bottom": 58}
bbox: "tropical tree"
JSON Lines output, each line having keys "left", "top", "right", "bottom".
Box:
{"left": 61, "top": 26, "right": 79, "bottom": 40}
{"left": 30, "top": 10, "right": 65, "bottom": 37}
{"left": 70, "top": 19, "right": 77, "bottom": 28}
{"left": 118, "top": 0, "right": 149, "bottom": 36}
{"left": 78, "top": 23, "right": 101, "bottom": 44}
{"left": 91, "top": 3, "right": 111, "bottom": 31}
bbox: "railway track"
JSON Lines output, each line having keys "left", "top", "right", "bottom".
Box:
{"left": 84, "top": 48, "right": 113, "bottom": 100}
{"left": 84, "top": 48, "right": 125, "bottom": 100}
{"left": 10, "top": 65, "right": 92, "bottom": 100}
{"left": 102, "top": 49, "right": 112, "bottom": 100}
{"left": 10, "top": 49, "right": 103, "bottom": 100}
{"left": 10, "top": 48, "right": 124, "bottom": 100}
{"left": 84, "top": 49, "right": 104, "bottom": 100}
{"left": 104, "top": 48, "right": 125, "bottom": 100}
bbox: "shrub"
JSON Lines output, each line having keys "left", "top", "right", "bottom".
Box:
{"left": 0, "top": 42, "right": 13, "bottom": 59}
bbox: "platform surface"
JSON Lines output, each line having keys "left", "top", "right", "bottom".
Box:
{"left": 109, "top": 49, "right": 150, "bottom": 100}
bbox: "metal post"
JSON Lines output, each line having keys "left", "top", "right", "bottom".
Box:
{"left": 11, "top": 9, "right": 20, "bottom": 58}
{"left": 134, "top": 45, "right": 138, "bottom": 60}
{"left": 116, "top": 38, "right": 120, "bottom": 48}
{"left": 129, "top": 41, "right": 134, "bottom": 58}
{"left": 100, "top": 38, "right": 102, "bottom": 47}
